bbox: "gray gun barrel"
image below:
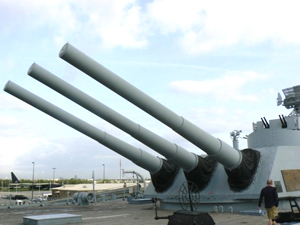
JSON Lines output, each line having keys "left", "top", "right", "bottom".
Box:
{"left": 59, "top": 43, "right": 242, "bottom": 170}
{"left": 28, "top": 63, "right": 198, "bottom": 172}
{"left": 4, "top": 81, "right": 162, "bottom": 174}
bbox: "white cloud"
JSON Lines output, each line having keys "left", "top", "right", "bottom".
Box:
{"left": 0, "top": 136, "right": 40, "bottom": 167}
{"left": 146, "top": 0, "right": 205, "bottom": 34}
{"left": 1, "top": 0, "right": 148, "bottom": 49}
{"left": 169, "top": 71, "right": 266, "bottom": 101}
{"left": 2, "top": 0, "right": 300, "bottom": 53}
{"left": 0, "top": 93, "right": 31, "bottom": 110}
{"left": 1, "top": 1, "right": 71, "bottom": 30}
{"left": 88, "top": 1, "right": 148, "bottom": 49}
{"left": 147, "top": 0, "right": 300, "bottom": 53}
{"left": 0, "top": 116, "right": 18, "bottom": 126}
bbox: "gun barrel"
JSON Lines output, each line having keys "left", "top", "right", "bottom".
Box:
{"left": 27, "top": 63, "right": 198, "bottom": 172}
{"left": 4, "top": 81, "right": 162, "bottom": 174}
{"left": 59, "top": 43, "right": 242, "bottom": 170}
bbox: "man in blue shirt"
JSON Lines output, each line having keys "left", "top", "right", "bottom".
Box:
{"left": 258, "top": 179, "right": 279, "bottom": 225}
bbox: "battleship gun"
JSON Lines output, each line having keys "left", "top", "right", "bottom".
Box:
{"left": 4, "top": 81, "right": 213, "bottom": 192}
{"left": 27, "top": 63, "right": 216, "bottom": 191}
{"left": 4, "top": 43, "right": 300, "bottom": 212}
{"left": 59, "top": 43, "right": 260, "bottom": 191}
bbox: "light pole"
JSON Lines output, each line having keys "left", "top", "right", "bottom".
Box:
{"left": 102, "top": 164, "right": 105, "bottom": 181}
{"left": 122, "top": 169, "right": 125, "bottom": 181}
{"left": 52, "top": 168, "right": 56, "bottom": 184}
{"left": 38, "top": 180, "right": 40, "bottom": 196}
{"left": 6, "top": 177, "right": 8, "bottom": 193}
{"left": 32, "top": 162, "right": 35, "bottom": 200}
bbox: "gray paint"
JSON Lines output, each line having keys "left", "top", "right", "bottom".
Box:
{"left": 57, "top": 44, "right": 300, "bottom": 211}
{"left": 145, "top": 145, "right": 300, "bottom": 212}
{"left": 27, "top": 63, "right": 198, "bottom": 172}
{"left": 59, "top": 43, "right": 242, "bottom": 170}
{"left": 248, "top": 123, "right": 300, "bottom": 148}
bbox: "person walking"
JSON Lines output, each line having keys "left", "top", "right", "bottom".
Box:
{"left": 258, "top": 179, "right": 279, "bottom": 225}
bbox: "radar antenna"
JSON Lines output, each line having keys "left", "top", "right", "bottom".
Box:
{"left": 279, "top": 85, "right": 300, "bottom": 116}
{"left": 277, "top": 93, "right": 283, "bottom": 106}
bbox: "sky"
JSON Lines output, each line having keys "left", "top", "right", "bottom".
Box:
{"left": 1, "top": 0, "right": 300, "bottom": 181}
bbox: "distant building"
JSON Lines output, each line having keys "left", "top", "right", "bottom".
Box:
{"left": 51, "top": 182, "right": 142, "bottom": 199}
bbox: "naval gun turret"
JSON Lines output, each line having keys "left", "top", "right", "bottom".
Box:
{"left": 26, "top": 63, "right": 216, "bottom": 192}
{"left": 58, "top": 43, "right": 260, "bottom": 192}
{"left": 4, "top": 43, "right": 300, "bottom": 212}
{"left": 4, "top": 80, "right": 189, "bottom": 193}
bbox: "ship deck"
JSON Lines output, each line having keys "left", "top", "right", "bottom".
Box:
{"left": 0, "top": 199, "right": 273, "bottom": 225}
